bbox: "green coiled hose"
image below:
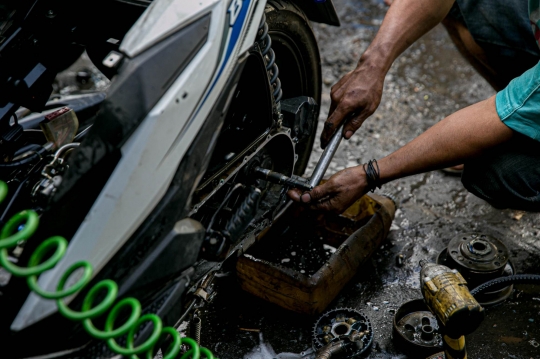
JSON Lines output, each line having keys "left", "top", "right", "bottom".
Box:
{"left": 0, "top": 180, "right": 214, "bottom": 359}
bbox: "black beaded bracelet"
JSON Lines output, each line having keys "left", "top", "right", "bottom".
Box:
{"left": 363, "top": 159, "right": 382, "bottom": 192}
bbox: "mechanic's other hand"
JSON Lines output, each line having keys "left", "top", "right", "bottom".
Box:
{"left": 287, "top": 166, "right": 368, "bottom": 213}
{"left": 321, "top": 63, "right": 384, "bottom": 148}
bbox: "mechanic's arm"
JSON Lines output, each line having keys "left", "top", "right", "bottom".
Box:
{"left": 291, "top": 96, "right": 513, "bottom": 212}
{"left": 322, "top": 0, "right": 456, "bottom": 147}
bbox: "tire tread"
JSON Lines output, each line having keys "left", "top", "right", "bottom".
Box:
{"left": 266, "top": 0, "right": 311, "bottom": 28}
{"left": 264, "top": 0, "right": 322, "bottom": 175}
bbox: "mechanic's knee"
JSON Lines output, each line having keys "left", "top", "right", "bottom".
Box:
{"left": 461, "top": 161, "right": 506, "bottom": 209}
{"left": 462, "top": 156, "right": 540, "bottom": 211}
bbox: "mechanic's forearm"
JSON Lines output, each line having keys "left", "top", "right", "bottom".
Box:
{"left": 361, "top": 0, "right": 455, "bottom": 73}
{"left": 377, "top": 96, "right": 513, "bottom": 183}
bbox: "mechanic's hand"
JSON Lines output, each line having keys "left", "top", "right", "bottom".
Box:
{"left": 288, "top": 166, "right": 368, "bottom": 213}
{"left": 321, "top": 63, "right": 385, "bottom": 148}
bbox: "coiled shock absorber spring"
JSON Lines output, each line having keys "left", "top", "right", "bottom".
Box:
{"left": 257, "top": 13, "right": 283, "bottom": 105}
{"left": 0, "top": 181, "right": 214, "bottom": 359}
{"left": 191, "top": 316, "right": 202, "bottom": 345}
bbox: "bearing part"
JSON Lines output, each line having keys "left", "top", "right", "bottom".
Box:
{"left": 437, "top": 233, "right": 514, "bottom": 306}
{"left": 393, "top": 299, "right": 443, "bottom": 358}
{"left": 312, "top": 308, "right": 373, "bottom": 357}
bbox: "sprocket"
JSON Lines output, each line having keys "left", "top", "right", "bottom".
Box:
{"left": 312, "top": 307, "right": 374, "bottom": 357}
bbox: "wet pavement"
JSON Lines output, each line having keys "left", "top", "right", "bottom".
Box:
{"left": 200, "top": 0, "right": 540, "bottom": 358}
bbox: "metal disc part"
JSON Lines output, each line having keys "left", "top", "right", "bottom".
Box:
{"left": 437, "top": 233, "right": 514, "bottom": 306}
{"left": 393, "top": 299, "right": 444, "bottom": 358}
{"left": 426, "top": 353, "right": 446, "bottom": 359}
{"left": 446, "top": 233, "right": 509, "bottom": 276}
{"left": 312, "top": 308, "right": 373, "bottom": 357}
{"left": 396, "top": 311, "right": 441, "bottom": 345}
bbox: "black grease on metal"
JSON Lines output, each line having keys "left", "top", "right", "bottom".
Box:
{"left": 313, "top": 308, "right": 374, "bottom": 357}
{"left": 254, "top": 167, "right": 313, "bottom": 192}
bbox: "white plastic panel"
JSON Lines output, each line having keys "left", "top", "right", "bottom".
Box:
{"left": 121, "top": 0, "right": 220, "bottom": 57}
{"left": 12, "top": 0, "right": 266, "bottom": 331}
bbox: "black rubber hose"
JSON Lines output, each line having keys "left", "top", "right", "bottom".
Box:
{"left": 223, "top": 186, "right": 261, "bottom": 242}
{"left": 470, "top": 274, "right": 540, "bottom": 296}
{"left": 13, "top": 144, "right": 42, "bottom": 157}
{"left": 0, "top": 146, "right": 47, "bottom": 169}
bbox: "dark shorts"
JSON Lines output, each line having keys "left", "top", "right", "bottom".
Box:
{"left": 447, "top": 0, "right": 540, "bottom": 211}
{"left": 449, "top": 0, "right": 540, "bottom": 86}
{"left": 462, "top": 135, "right": 540, "bottom": 212}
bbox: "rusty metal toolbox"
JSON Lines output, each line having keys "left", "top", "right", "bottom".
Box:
{"left": 236, "top": 193, "right": 396, "bottom": 315}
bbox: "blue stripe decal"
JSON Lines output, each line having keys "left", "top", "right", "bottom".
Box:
{"left": 193, "top": 0, "right": 252, "bottom": 120}
{"left": 209, "top": 0, "right": 252, "bottom": 95}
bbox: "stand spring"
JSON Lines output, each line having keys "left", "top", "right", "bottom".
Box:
{"left": 192, "top": 316, "right": 202, "bottom": 345}
{"left": 0, "top": 181, "right": 214, "bottom": 359}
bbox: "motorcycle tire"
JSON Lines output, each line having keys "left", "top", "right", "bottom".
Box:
{"left": 266, "top": 0, "right": 322, "bottom": 175}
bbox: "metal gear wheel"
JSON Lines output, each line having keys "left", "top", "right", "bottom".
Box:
{"left": 312, "top": 307, "right": 373, "bottom": 357}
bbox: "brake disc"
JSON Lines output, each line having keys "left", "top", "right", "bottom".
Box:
{"left": 312, "top": 308, "right": 373, "bottom": 357}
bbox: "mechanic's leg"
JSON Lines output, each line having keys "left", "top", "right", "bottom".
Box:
{"left": 443, "top": 0, "right": 540, "bottom": 91}
{"left": 442, "top": 17, "right": 504, "bottom": 91}
{"left": 462, "top": 135, "right": 540, "bottom": 211}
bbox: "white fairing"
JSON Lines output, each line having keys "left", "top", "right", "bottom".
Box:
{"left": 12, "top": 0, "right": 267, "bottom": 330}
{"left": 122, "top": 0, "right": 220, "bottom": 57}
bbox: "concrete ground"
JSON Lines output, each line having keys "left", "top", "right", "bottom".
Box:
{"left": 200, "top": 0, "right": 540, "bottom": 358}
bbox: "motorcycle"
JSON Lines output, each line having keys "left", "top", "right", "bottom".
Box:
{"left": 0, "top": 0, "right": 339, "bottom": 357}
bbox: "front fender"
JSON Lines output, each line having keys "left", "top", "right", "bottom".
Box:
{"left": 292, "top": 0, "right": 340, "bottom": 26}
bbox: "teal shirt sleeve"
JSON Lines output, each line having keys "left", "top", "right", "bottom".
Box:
{"left": 495, "top": 60, "right": 540, "bottom": 141}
